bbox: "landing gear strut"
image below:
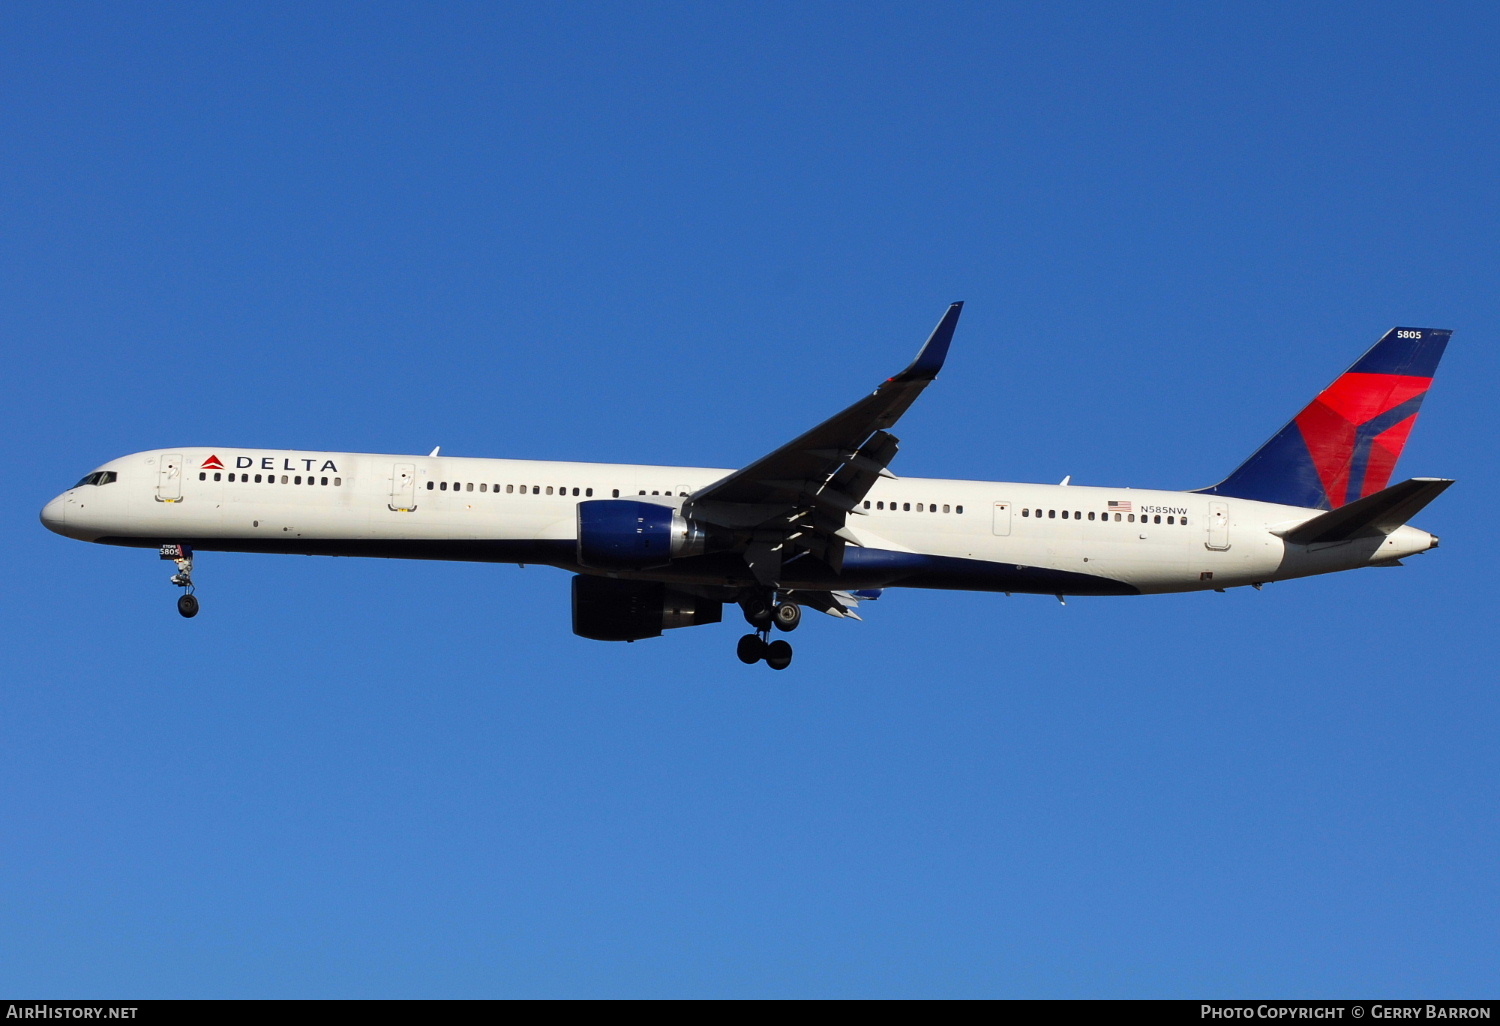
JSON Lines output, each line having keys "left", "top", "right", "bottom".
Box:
{"left": 162, "top": 543, "right": 198, "bottom": 618}
{"left": 736, "top": 592, "right": 800, "bottom": 669}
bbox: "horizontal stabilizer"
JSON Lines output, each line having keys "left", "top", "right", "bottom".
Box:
{"left": 1276, "top": 477, "right": 1453, "bottom": 545}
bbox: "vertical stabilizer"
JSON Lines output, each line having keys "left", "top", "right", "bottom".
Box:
{"left": 1196, "top": 327, "right": 1451, "bottom": 510}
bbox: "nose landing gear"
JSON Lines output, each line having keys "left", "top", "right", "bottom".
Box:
{"left": 736, "top": 593, "right": 801, "bottom": 669}
{"left": 161, "top": 543, "right": 199, "bottom": 618}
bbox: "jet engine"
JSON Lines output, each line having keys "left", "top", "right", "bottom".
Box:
{"left": 571, "top": 575, "right": 722, "bottom": 642}
{"left": 576, "top": 499, "right": 712, "bottom": 570}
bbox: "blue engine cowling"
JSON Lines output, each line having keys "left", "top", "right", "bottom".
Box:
{"left": 576, "top": 499, "right": 709, "bottom": 570}
{"left": 571, "top": 575, "right": 722, "bottom": 641}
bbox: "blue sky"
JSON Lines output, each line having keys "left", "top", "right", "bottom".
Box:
{"left": 5, "top": 1, "right": 1498, "bottom": 997}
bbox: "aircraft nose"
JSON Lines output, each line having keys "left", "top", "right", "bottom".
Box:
{"left": 40, "top": 494, "right": 68, "bottom": 534}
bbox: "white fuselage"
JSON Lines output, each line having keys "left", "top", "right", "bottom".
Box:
{"left": 41, "top": 447, "right": 1440, "bottom": 597}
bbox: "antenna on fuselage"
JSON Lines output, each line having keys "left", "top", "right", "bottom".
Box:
{"left": 429, "top": 446, "right": 441, "bottom": 457}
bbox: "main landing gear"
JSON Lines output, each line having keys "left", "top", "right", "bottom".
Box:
{"left": 735, "top": 593, "right": 800, "bottom": 670}
{"left": 162, "top": 543, "right": 199, "bottom": 618}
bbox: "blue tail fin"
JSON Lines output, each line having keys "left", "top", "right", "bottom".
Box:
{"left": 1196, "top": 327, "right": 1450, "bottom": 510}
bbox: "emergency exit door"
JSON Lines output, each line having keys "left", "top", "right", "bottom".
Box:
{"left": 992, "top": 501, "right": 1012, "bottom": 536}
{"left": 389, "top": 463, "right": 417, "bottom": 512}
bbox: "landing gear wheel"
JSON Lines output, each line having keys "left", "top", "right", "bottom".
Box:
{"left": 764, "top": 639, "right": 793, "bottom": 671}
{"left": 736, "top": 634, "right": 766, "bottom": 664}
{"left": 177, "top": 593, "right": 200, "bottom": 618}
{"left": 773, "top": 602, "right": 801, "bottom": 632}
{"left": 742, "top": 603, "right": 773, "bottom": 631}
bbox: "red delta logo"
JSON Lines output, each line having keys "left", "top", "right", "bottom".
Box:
{"left": 197, "top": 453, "right": 341, "bottom": 473}
{"left": 1294, "top": 372, "right": 1432, "bottom": 508}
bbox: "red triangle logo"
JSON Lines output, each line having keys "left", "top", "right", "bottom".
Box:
{"left": 201, "top": 455, "right": 225, "bottom": 470}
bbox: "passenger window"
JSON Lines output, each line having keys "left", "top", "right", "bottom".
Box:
{"left": 427, "top": 481, "right": 434, "bottom": 490}
{"left": 876, "top": 501, "right": 884, "bottom": 510}
{"left": 903, "top": 503, "right": 911, "bottom": 511}
{"left": 586, "top": 488, "right": 593, "bottom": 497}
{"left": 1114, "top": 513, "right": 1121, "bottom": 521}
{"left": 334, "top": 477, "right": 342, "bottom": 486}
{"left": 281, "top": 475, "right": 288, "bottom": 484}
{"left": 466, "top": 483, "right": 473, "bottom": 492}
{"left": 1181, "top": 517, "right": 1188, "bottom": 526}
{"left": 943, "top": 504, "right": 950, "bottom": 513}
{"left": 1088, "top": 511, "right": 1095, "bottom": 520}
{"left": 213, "top": 472, "right": 222, "bottom": 481}
{"left": 321, "top": 477, "right": 328, "bottom": 486}
{"left": 440, "top": 482, "right": 448, "bottom": 491}
{"left": 863, "top": 501, "right": 871, "bottom": 509}
{"left": 956, "top": 505, "right": 963, "bottom": 514}
{"left": 611, "top": 489, "right": 619, "bottom": 498}
{"left": 1166, "top": 516, "right": 1174, "bottom": 525}
{"left": 254, "top": 474, "right": 262, "bottom": 483}
{"left": 917, "top": 503, "right": 924, "bottom": 512}
{"left": 199, "top": 472, "right": 206, "bottom": 481}
{"left": 1048, "top": 509, "right": 1056, "bottom": 518}
{"left": 480, "top": 483, "right": 487, "bottom": 492}
{"left": 573, "top": 488, "right": 580, "bottom": 496}
{"left": 533, "top": 486, "right": 540, "bottom": 494}
{"left": 1154, "top": 515, "right": 1161, "bottom": 524}
{"left": 1128, "top": 514, "right": 1135, "bottom": 522}
{"left": 294, "top": 475, "right": 302, "bottom": 484}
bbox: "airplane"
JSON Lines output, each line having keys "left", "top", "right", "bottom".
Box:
{"left": 40, "top": 305, "right": 1452, "bottom": 670}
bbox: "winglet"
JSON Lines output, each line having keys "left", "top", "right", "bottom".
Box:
{"left": 892, "top": 302, "right": 963, "bottom": 382}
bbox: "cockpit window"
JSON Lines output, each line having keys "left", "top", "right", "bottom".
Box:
{"left": 73, "top": 471, "right": 117, "bottom": 487}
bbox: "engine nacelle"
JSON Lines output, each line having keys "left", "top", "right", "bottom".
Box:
{"left": 576, "top": 499, "right": 710, "bottom": 570}
{"left": 571, "top": 575, "right": 723, "bottom": 642}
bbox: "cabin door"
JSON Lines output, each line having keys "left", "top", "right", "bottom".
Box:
{"left": 1206, "top": 502, "right": 1231, "bottom": 550}
{"left": 389, "top": 463, "right": 417, "bottom": 512}
{"left": 156, "top": 453, "right": 183, "bottom": 502}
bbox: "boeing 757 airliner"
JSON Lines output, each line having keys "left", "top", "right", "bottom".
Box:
{"left": 41, "top": 305, "right": 1451, "bottom": 669}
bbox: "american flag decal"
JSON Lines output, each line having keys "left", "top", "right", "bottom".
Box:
{"left": 1108, "top": 500, "right": 1132, "bottom": 512}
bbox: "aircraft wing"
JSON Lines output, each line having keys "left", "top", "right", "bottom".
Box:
{"left": 684, "top": 303, "right": 963, "bottom": 585}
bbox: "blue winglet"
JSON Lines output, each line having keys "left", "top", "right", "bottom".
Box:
{"left": 893, "top": 302, "right": 963, "bottom": 382}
